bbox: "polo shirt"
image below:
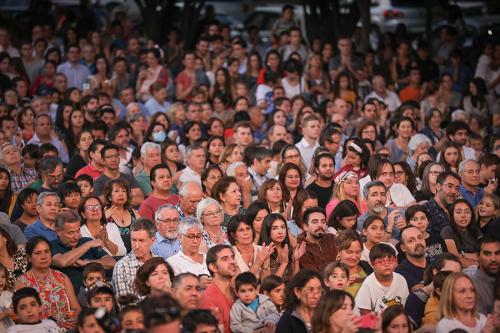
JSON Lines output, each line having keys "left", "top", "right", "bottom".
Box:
{"left": 151, "top": 231, "right": 181, "bottom": 260}
{"left": 75, "top": 163, "right": 103, "bottom": 180}
{"left": 51, "top": 237, "right": 108, "bottom": 291}
{"left": 178, "top": 166, "right": 201, "bottom": 186}
{"left": 24, "top": 220, "right": 57, "bottom": 241}
{"left": 459, "top": 185, "right": 484, "bottom": 208}
{"left": 166, "top": 251, "right": 209, "bottom": 276}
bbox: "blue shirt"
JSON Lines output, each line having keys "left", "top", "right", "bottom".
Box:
{"left": 423, "top": 198, "right": 450, "bottom": 236}
{"left": 357, "top": 207, "right": 402, "bottom": 240}
{"left": 459, "top": 185, "right": 484, "bottom": 208}
{"left": 151, "top": 231, "right": 181, "bottom": 260}
{"left": 144, "top": 97, "right": 171, "bottom": 117}
{"left": 24, "top": 220, "right": 57, "bottom": 241}
{"left": 56, "top": 61, "right": 91, "bottom": 89}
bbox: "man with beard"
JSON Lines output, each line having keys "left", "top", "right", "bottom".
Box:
{"left": 37, "top": 156, "right": 64, "bottom": 193}
{"left": 297, "top": 207, "right": 337, "bottom": 273}
{"left": 357, "top": 180, "right": 404, "bottom": 241}
{"left": 396, "top": 226, "right": 428, "bottom": 292}
{"left": 445, "top": 120, "right": 476, "bottom": 161}
{"left": 423, "top": 171, "right": 461, "bottom": 236}
{"left": 465, "top": 237, "right": 500, "bottom": 314}
{"left": 459, "top": 159, "right": 485, "bottom": 207}
{"left": 200, "top": 244, "right": 238, "bottom": 333}
{"left": 81, "top": 95, "right": 99, "bottom": 126}
{"left": 306, "top": 152, "right": 335, "bottom": 209}
{"left": 150, "top": 204, "right": 181, "bottom": 260}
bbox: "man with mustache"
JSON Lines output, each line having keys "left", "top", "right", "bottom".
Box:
{"left": 396, "top": 226, "right": 428, "bottom": 292}
{"left": 465, "top": 237, "right": 500, "bottom": 314}
{"left": 297, "top": 207, "right": 337, "bottom": 273}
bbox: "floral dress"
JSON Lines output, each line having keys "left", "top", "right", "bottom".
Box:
{"left": 19, "top": 269, "right": 73, "bottom": 328}
{"left": 6, "top": 248, "right": 28, "bottom": 291}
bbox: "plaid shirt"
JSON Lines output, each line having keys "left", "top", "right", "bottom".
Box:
{"left": 9, "top": 166, "right": 37, "bottom": 192}
{"left": 112, "top": 251, "right": 155, "bottom": 301}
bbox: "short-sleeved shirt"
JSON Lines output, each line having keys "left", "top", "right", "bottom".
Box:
{"left": 24, "top": 220, "right": 57, "bottom": 241}
{"left": 395, "top": 259, "right": 426, "bottom": 291}
{"left": 93, "top": 172, "right": 140, "bottom": 197}
{"left": 440, "top": 225, "right": 480, "bottom": 254}
{"left": 306, "top": 182, "right": 333, "bottom": 209}
{"left": 51, "top": 237, "right": 108, "bottom": 291}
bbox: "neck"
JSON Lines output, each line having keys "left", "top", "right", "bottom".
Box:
{"left": 303, "top": 136, "right": 316, "bottom": 145}
{"left": 33, "top": 266, "right": 51, "bottom": 275}
{"left": 268, "top": 202, "right": 280, "bottom": 212}
{"left": 237, "top": 242, "right": 253, "bottom": 251}
{"left": 205, "top": 224, "right": 221, "bottom": 234}
{"left": 223, "top": 202, "right": 239, "bottom": 214}
{"left": 40, "top": 218, "right": 55, "bottom": 229}
{"left": 137, "top": 251, "right": 152, "bottom": 264}
{"left": 8, "top": 163, "right": 21, "bottom": 173}
{"left": 153, "top": 189, "right": 170, "bottom": 199}
{"left": 306, "top": 233, "right": 319, "bottom": 244}
{"left": 20, "top": 212, "right": 37, "bottom": 224}
{"left": 407, "top": 255, "right": 426, "bottom": 268}
{"left": 142, "top": 166, "right": 151, "bottom": 175}
{"left": 86, "top": 219, "right": 101, "bottom": 227}
{"left": 463, "top": 183, "right": 477, "bottom": 194}
{"left": 375, "top": 272, "right": 393, "bottom": 285}
{"left": 315, "top": 178, "right": 331, "bottom": 187}
{"left": 105, "top": 168, "right": 120, "bottom": 178}
{"left": 213, "top": 275, "right": 232, "bottom": 293}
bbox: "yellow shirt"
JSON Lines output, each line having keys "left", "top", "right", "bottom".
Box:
{"left": 346, "top": 268, "right": 368, "bottom": 297}
{"left": 422, "top": 294, "right": 440, "bottom": 325}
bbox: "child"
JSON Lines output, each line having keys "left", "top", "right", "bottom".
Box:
{"left": 88, "top": 283, "right": 115, "bottom": 314}
{"left": 77, "top": 262, "right": 106, "bottom": 308}
{"left": 422, "top": 270, "right": 452, "bottom": 325}
{"left": 230, "top": 272, "right": 280, "bottom": 333}
{"left": 21, "top": 144, "right": 38, "bottom": 170}
{"left": 260, "top": 275, "right": 285, "bottom": 315}
{"left": 0, "top": 263, "right": 14, "bottom": 331}
{"left": 76, "top": 174, "right": 93, "bottom": 198}
{"left": 355, "top": 243, "right": 409, "bottom": 314}
{"left": 119, "top": 305, "right": 144, "bottom": 331}
{"left": 182, "top": 309, "right": 219, "bottom": 333}
{"left": 76, "top": 307, "right": 104, "bottom": 333}
{"left": 59, "top": 181, "right": 82, "bottom": 211}
{"left": 323, "top": 261, "right": 350, "bottom": 291}
{"left": 7, "top": 287, "right": 60, "bottom": 333}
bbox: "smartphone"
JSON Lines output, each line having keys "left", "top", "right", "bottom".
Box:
{"left": 83, "top": 83, "right": 90, "bottom": 91}
{"left": 358, "top": 313, "right": 378, "bottom": 329}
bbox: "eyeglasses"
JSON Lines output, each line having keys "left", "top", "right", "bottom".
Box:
{"left": 85, "top": 204, "right": 102, "bottom": 211}
{"left": 202, "top": 209, "right": 222, "bottom": 218}
{"left": 182, "top": 233, "right": 203, "bottom": 241}
{"left": 395, "top": 171, "right": 404, "bottom": 176}
{"left": 429, "top": 170, "right": 442, "bottom": 176}
{"left": 47, "top": 174, "right": 63, "bottom": 181}
{"left": 104, "top": 154, "right": 120, "bottom": 159}
{"left": 372, "top": 257, "right": 397, "bottom": 266}
{"left": 157, "top": 218, "right": 179, "bottom": 225}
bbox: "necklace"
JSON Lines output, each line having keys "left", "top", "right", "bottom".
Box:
{"left": 206, "top": 228, "right": 224, "bottom": 243}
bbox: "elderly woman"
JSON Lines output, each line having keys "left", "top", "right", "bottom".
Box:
{"left": 407, "top": 134, "right": 432, "bottom": 172}
{"left": 196, "top": 198, "right": 229, "bottom": 253}
{"left": 212, "top": 176, "right": 246, "bottom": 226}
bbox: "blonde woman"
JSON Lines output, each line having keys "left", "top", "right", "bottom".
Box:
{"left": 218, "top": 144, "right": 243, "bottom": 172}
{"left": 325, "top": 171, "right": 367, "bottom": 221}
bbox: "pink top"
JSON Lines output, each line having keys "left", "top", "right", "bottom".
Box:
{"left": 138, "top": 194, "right": 180, "bottom": 220}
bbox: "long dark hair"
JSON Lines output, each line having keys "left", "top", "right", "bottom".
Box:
{"left": 312, "top": 290, "right": 354, "bottom": 333}
{"left": 394, "top": 161, "right": 417, "bottom": 193}
{"left": 278, "top": 162, "right": 304, "bottom": 202}
{"left": 258, "top": 213, "right": 292, "bottom": 263}
{"left": 285, "top": 269, "right": 322, "bottom": 310}
{"left": 0, "top": 226, "right": 17, "bottom": 256}
{"left": 448, "top": 199, "right": 481, "bottom": 244}
{"left": 244, "top": 201, "right": 270, "bottom": 231}
{"left": 382, "top": 305, "right": 410, "bottom": 332}
{"left": 328, "top": 200, "right": 359, "bottom": 231}
{"left": 0, "top": 167, "right": 13, "bottom": 214}
{"left": 467, "top": 77, "right": 488, "bottom": 109}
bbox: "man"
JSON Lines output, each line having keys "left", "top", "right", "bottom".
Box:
{"left": 56, "top": 45, "right": 91, "bottom": 89}
{"left": 298, "top": 207, "right": 338, "bottom": 273}
{"left": 139, "top": 165, "right": 180, "bottom": 220}
{"left": 0, "top": 142, "right": 37, "bottom": 192}
{"left": 185, "top": 102, "right": 203, "bottom": 123}
{"left": 445, "top": 120, "right": 476, "bottom": 160}
{"left": 178, "top": 144, "right": 206, "bottom": 186}
{"left": 99, "top": 106, "right": 117, "bottom": 129}
{"left": 346, "top": 101, "right": 378, "bottom": 136}
{"left": 478, "top": 153, "right": 499, "bottom": 191}
{"left": 200, "top": 245, "right": 238, "bottom": 333}
{"left": 295, "top": 115, "right": 320, "bottom": 170}
{"left": 329, "top": 36, "right": 364, "bottom": 82}
{"left": 248, "top": 146, "right": 272, "bottom": 196}
{"left": 396, "top": 226, "right": 428, "bottom": 292}
{"left": 28, "top": 114, "right": 69, "bottom": 162}
{"left": 81, "top": 95, "right": 100, "bottom": 125}
{"left": 53, "top": 73, "right": 68, "bottom": 94}
{"left": 459, "top": 159, "right": 485, "bottom": 207}
{"left": 357, "top": 181, "right": 403, "bottom": 241}
{"left": 136, "top": 142, "right": 162, "bottom": 196}
{"left": 113, "top": 219, "right": 157, "bottom": 300}
{"left": 177, "top": 182, "right": 203, "bottom": 220}
{"left": 108, "top": 123, "right": 134, "bottom": 173}
{"left": 51, "top": 209, "right": 115, "bottom": 291}
{"left": 306, "top": 152, "right": 335, "bottom": 209}
{"left": 151, "top": 204, "right": 181, "bottom": 259}
{"left": 330, "top": 98, "right": 349, "bottom": 118}
{"left": 465, "top": 237, "right": 500, "bottom": 314}
{"left": 195, "top": 36, "right": 211, "bottom": 69}
{"left": 319, "top": 125, "right": 343, "bottom": 171}
{"left": 230, "top": 39, "right": 248, "bottom": 74}
{"left": 365, "top": 75, "right": 401, "bottom": 112}
{"left": 93, "top": 144, "right": 144, "bottom": 206}
{"left": 248, "top": 106, "right": 266, "bottom": 143}
{"left": 172, "top": 273, "right": 201, "bottom": 310}
{"left": 37, "top": 156, "right": 64, "bottom": 193}
{"left": 20, "top": 40, "right": 43, "bottom": 84}
{"left": 233, "top": 121, "right": 254, "bottom": 150}
{"left": 282, "top": 27, "right": 308, "bottom": 62}
{"left": 423, "top": 171, "right": 461, "bottom": 236}
{"left": 75, "top": 139, "right": 107, "bottom": 180}
{"left": 267, "top": 125, "right": 288, "bottom": 147}
{"left": 0, "top": 116, "right": 22, "bottom": 147}
{"left": 399, "top": 67, "right": 424, "bottom": 103}
{"left": 24, "top": 192, "right": 60, "bottom": 241}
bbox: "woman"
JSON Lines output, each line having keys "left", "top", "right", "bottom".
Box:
{"left": 63, "top": 109, "right": 86, "bottom": 157}
{"left": 476, "top": 193, "right": 500, "bottom": 237}
{"left": 420, "top": 108, "right": 444, "bottom": 151}
{"left": 326, "top": 171, "right": 365, "bottom": 221}
{"left": 305, "top": 53, "right": 330, "bottom": 105}
{"left": 361, "top": 216, "right": 397, "bottom": 263}
{"left": 258, "top": 179, "right": 285, "bottom": 214}
{"left": 17, "top": 106, "right": 36, "bottom": 142}
{"left": 77, "top": 308, "right": 105, "bottom": 333}
{"left": 104, "top": 179, "right": 140, "bottom": 253}
{"left": 335, "top": 230, "right": 373, "bottom": 297}
{"left": 275, "top": 269, "right": 323, "bottom": 333}
{"left": 385, "top": 116, "right": 414, "bottom": 163}
{"left": 258, "top": 213, "right": 304, "bottom": 279}
{"left": 15, "top": 237, "right": 80, "bottom": 329}
{"left": 30, "top": 60, "right": 57, "bottom": 96}
{"left": 394, "top": 162, "right": 417, "bottom": 195}
{"left": 145, "top": 81, "right": 169, "bottom": 116}
{"left": 281, "top": 59, "right": 309, "bottom": 99}
{"left": 212, "top": 176, "right": 245, "bottom": 226}
{"left": 390, "top": 40, "right": 412, "bottom": 87}
{"left": 244, "top": 201, "right": 270, "bottom": 238}
{"left": 441, "top": 199, "right": 481, "bottom": 267}
{"left": 463, "top": 78, "right": 489, "bottom": 122}
{"left": 327, "top": 200, "right": 359, "bottom": 235}
{"left": 438, "top": 141, "right": 461, "bottom": 173}
{"left": 257, "top": 50, "right": 282, "bottom": 85}
{"left": 207, "top": 117, "right": 225, "bottom": 138}
{"left": 312, "top": 290, "right": 363, "bottom": 333}
{"left": 161, "top": 139, "right": 184, "bottom": 176}
{"left": 0, "top": 228, "right": 28, "bottom": 291}
{"left": 227, "top": 215, "right": 274, "bottom": 279}
{"left": 288, "top": 190, "right": 318, "bottom": 238}
{"left": 279, "top": 163, "right": 304, "bottom": 203}
{"left": 135, "top": 257, "right": 175, "bottom": 299}
{"left": 436, "top": 272, "right": 488, "bottom": 333}
{"left": 207, "top": 136, "right": 225, "bottom": 165}
{"left": 201, "top": 164, "right": 223, "bottom": 199}
{"left": 136, "top": 48, "right": 169, "bottom": 102}
{"left": 219, "top": 144, "right": 244, "bottom": 167}
{"left": 246, "top": 51, "right": 263, "bottom": 91}
{"left": 211, "top": 67, "right": 232, "bottom": 102}
{"left": 80, "top": 196, "right": 127, "bottom": 256}
{"left": 182, "top": 121, "right": 203, "bottom": 147}
{"left": 267, "top": 109, "right": 288, "bottom": 129}
{"left": 55, "top": 101, "right": 73, "bottom": 135}
{"left": 87, "top": 54, "right": 114, "bottom": 96}
{"left": 196, "top": 198, "right": 229, "bottom": 252}
{"left": 382, "top": 305, "right": 411, "bottom": 333}
{"left": 144, "top": 122, "right": 167, "bottom": 144}
{"left": 0, "top": 168, "right": 16, "bottom": 215}
{"left": 415, "top": 162, "right": 444, "bottom": 202}
{"left": 332, "top": 71, "right": 356, "bottom": 106}
{"left": 337, "top": 139, "right": 369, "bottom": 179}
{"left": 66, "top": 130, "right": 93, "bottom": 178}
{"left": 358, "top": 120, "right": 381, "bottom": 148}
{"left": 407, "top": 134, "right": 432, "bottom": 172}
{"left": 276, "top": 145, "right": 308, "bottom": 179}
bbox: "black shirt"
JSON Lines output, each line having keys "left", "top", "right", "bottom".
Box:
{"left": 306, "top": 182, "right": 334, "bottom": 209}
{"left": 396, "top": 259, "right": 426, "bottom": 291}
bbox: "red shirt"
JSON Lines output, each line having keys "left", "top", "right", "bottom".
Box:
{"left": 200, "top": 283, "right": 234, "bottom": 333}
{"left": 75, "top": 164, "right": 103, "bottom": 180}
{"left": 138, "top": 195, "right": 180, "bottom": 220}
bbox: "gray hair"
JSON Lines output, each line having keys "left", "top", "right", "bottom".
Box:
{"left": 36, "top": 192, "right": 60, "bottom": 206}
{"left": 0, "top": 142, "right": 17, "bottom": 161}
{"left": 179, "top": 181, "right": 202, "bottom": 198}
{"left": 178, "top": 216, "right": 204, "bottom": 235}
{"left": 130, "top": 218, "right": 157, "bottom": 238}
{"left": 225, "top": 161, "right": 246, "bottom": 177}
{"left": 141, "top": 142, "right": 161, "bottom": 158}
{"left": 154, "top": 203, "right": 178, "bottom": 222}
{"left": 363, "top": 180, "right": 386, "bottom": 198}
{"left": 34, "top": 113, "right": 53, "bottom": 128}
{"left": 458, "top": 159, "right": 479, "bottom": 175}
{"left": 196, "top": 198, "right": 222, "bottom": 222}
{"left": 451, "top": 109, "right": 470, "bottom": 122}
{"left": 185, "top": 143, "right": 205, "bottom": 161}
{"left": 408, "top": 134, "right": 432, "bottom": 154}
{"left": 55, "top": 209, "right": 81, "bottom": 230}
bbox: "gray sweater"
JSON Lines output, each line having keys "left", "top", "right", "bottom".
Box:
{"left": 230, "top": 294, "right": 280, "bottom": 333}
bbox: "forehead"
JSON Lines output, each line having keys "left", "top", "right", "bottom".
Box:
{"left": 368, "top": 186, "right": 386, "bottom": 194}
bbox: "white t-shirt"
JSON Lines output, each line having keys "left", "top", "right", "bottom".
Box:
{"left": 361, "top": 243, "right": 398, "bottom": 264}
{"left": 354, "top": 272, "right": 409, "bottom": 314}
{"left": 167, "top": 251, "right": 210, "bottom": 276}
{"left": 280, "top": 77, "right": 306, "bottom": 99}
{"left": 7, "top": 319, "right": 61, "bottom": 333}
{"left": 436, "top": 314, "right": 487, "bottom": 333}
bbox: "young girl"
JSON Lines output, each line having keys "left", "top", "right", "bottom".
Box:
{"left": 260, "top": 275, "right": 285, "bottom": 315}
{"left": 361, "top": 216, "right": 398, "bottom": 264}
{"left": 323, "top": 261, "right": 349, "bottom": 291}
{"left": 0, "top": 264, "right": 14, "bottom": 331}
{"left": 439, "top": 141, "right": 462, "bottom": 173}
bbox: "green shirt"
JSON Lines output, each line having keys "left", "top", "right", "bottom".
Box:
{"left": 136, "top": 170, "right": 152, "bottom": 196}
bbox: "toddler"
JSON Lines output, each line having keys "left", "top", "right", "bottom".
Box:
{"left": 323, "top": 261, "right": 350, "bottom": 291}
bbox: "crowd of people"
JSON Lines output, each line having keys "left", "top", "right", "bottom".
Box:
{"left": 0, "top": 2, "right": 499, "bottom": 333}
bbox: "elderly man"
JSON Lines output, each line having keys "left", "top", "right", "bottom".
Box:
{"left": 139, "top": 164, "right": 180, "bottom": 220}
{"left": 25, "top": 192, "right": 60, "bottom": 241}
{"left": 167, "top": 217, "right": 210, "bottom": 277}
{"left": 177, "top": 182, "right": 203, "bottom": 220}
{"left": 0, "top": 142, "right": 37, "bottom": 192}
{"left": 151, "top": 204, "right": 181, "bottom": 260}
{"left": 179, "top": 143, "right": 206, "bottom": 186}
{"left": 51, "top": 209, "right": 115, "bottom": 291}
{"left": 136, "top": 142, "right": 162, "bottom": 196}
{"left": 37, "top": 156, "right": 64, "bottom": 193}
{"left": 365, "top": 75, "right": 401, "bottom": 112}
{"left": 459, "top": 159, "right": 485, "bottom": 207}
{"left": 28, "top": 114, "right": 69, "bottom": 163}
{"left": 267, "top": 125, "right": 288, "bottom": 148}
